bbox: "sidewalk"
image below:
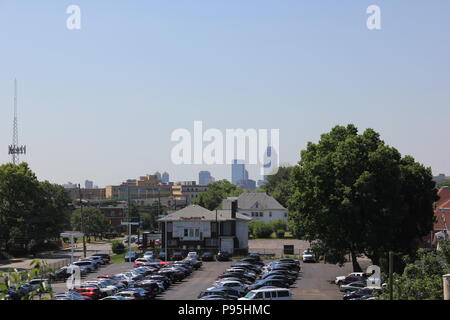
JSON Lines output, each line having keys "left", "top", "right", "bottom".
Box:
{"left": 0, "top": 242, "right": 112, "bottom": 272}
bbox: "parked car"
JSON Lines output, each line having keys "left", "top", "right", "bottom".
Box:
{"left": 92, "top": 253, "right": 111, "bottom": 264}
{"left": 84, "top": 256, "right": 104, "bottom": 266}
{"left": 247, "top": 279, "right": 289, "bottom": 291}
{"left": 74, "top": 285, "right": 103, "bottom": 300}
{"left": 171, "top": 252, "right": 184, "bottom": 261}
{"left": 51, "top": 267, "right": 71, "bottom": 281}
{"left": 340, "top": 281, "right": 367, "bottom": 293}
{"left": 302, "top": 249, "right": 316, "bottom": 263}
{"left": 124, "top": 252, "right": 137, "bottom": 262}
{"left": 72, "top": 261, "right": 96, "bottom": 273}
{"left": 212, "top": 280, "right": 246, "bottom": 295}
{"left": 143, "top": 251, "right": 154, "bottom": 260}
{"left": 262, "top": 274, "right": 294, "bottom": 286}
{"left": 28, "top": 279, "right": 52, "bottom": 291}
{"left": 115, "top": 290, "right": 147, "bottom": 300}
{"left": 239, "top": 288, "right": 292, "bottom": 300}
{"left": 201, "top": 252, "right": 215, "bottom": 261}
{"left": 100, "top": 295, "right": 127, "bottom": 300}
{"left": 54, "top": 290, "right": 90, "bottom": 300}
{"left": 85, "top": 280, "right": 117, "bottom": 296}
{"left": 335, "top": 272, "right": 365, "bottom": 285}
{"left": 343, "top": 287, "right": 381, "bottom": 300}
{"left": 217, "top": 251, "right": 231, "bottom": 261}
{"left": 198, "top": 288, "right": 239, "bottom": 300}
{"left": 158, "top": 252, "right": 167, "bottom": 261}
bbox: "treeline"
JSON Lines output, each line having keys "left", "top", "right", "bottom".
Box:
{"left": 0, "top": 163, "right": 72, "bottom": 257}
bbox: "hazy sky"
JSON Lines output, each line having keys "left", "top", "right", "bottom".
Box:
{"left": 0, "top": 1, "right": 449, "bottom": 187}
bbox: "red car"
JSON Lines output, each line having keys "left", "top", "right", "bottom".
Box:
{"left": 74, "top": 285, "right": 103, "bottom": 300}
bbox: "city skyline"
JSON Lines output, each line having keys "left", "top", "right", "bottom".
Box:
{"left": 1, "top": 1, "right": 450, "bottom": 187}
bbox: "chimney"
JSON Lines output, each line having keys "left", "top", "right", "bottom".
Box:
{"left": 231, "top": 200, "right": 237, "bottom": 219}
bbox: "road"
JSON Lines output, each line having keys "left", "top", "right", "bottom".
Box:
{"left": 292, "top": 259, "right": 372, "bottom": 300}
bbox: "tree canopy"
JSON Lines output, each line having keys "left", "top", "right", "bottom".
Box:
{"left": 0, "top": 163, "right": 71, "bottom": 255}
{"left": 288, "top": 124, "right": 438, "bottom": 271}
{"left": 261, "top": 166, "right": 294, "bottom": 208}
{"left": 193, "top": 180, "right": 244, "bottom": 210}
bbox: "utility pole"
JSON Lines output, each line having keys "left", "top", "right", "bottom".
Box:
{"left": 389, "top": 251, "right": 394, "bottom": 300}
{"left": 78, "top": 184, "right": 87, "bottom": 258}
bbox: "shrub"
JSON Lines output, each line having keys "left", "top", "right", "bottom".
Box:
{"left": 270, "top": 220, "right": 287, "bottom": 232}
{"left": 250, "top": 221, "right": 273, "bottom": 238}
{"left": 112, "top": 240, "right": 125, "bottom": 254}
{"left": 276, "top": 229, "right": 285, "bottom": 238}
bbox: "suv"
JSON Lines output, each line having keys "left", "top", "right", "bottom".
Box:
{"left": 239, "top": 288, "right": 292, "bottom": 300}
{"left": 201, "top": 252, "right": 214, "bottom": 261}
{"left": 171, "top": 252, "right": 184, "bottom": 261}
{"left": 217, "top": 251, "right": 231, "bottom": 261}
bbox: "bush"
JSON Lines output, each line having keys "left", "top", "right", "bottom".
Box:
{"left": 276, "top": 229, "right": 285, "bottom": 238}
{"left": 270, "top": 220, "right": 287, "bottom": 232}
{"left": 250, "top": 221, "right": 273, "bottom": 238}
{"left": 112, "top": 240, "right": 125, "bottom": 254}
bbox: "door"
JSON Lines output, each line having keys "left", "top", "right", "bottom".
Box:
{"left": 220, "top": 238, "right": 234, "bottom": 254}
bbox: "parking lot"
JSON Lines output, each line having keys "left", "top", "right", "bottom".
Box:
{"left": 52, "top": 257, "right": 373, "bottom": 300}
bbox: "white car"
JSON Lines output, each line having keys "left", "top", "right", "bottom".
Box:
{"left": 143, "top": 251, "right": 154, "bottom": 260}
{"left": 302, "top": 250, "right": 315, "bottom": 263}
{"left": 335, "top": 272, "right": 365, "bottom": 285}
{"left": 187, "top": 252, "right": 198, "bottom": 260}
{"left": 238, "top": 288, "right": 292, "bottom": 300}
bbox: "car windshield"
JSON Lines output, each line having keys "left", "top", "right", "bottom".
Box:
{"left": 244, "top": 291, "right": 257, "bottom": 299}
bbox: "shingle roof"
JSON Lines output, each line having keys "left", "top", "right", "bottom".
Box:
{"left": 157, "top": 204, "right": 251, "bottom": 222}
{"left": 222, "top": 192, "right": 286, "bottom": 211}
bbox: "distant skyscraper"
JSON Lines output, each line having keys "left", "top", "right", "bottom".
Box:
{"left": 85, "top": 180, "right": 94, "bottom": 189}
{"left": 162, "top": 172, "right": 170, "bottom": 184}
{"left": 231, "top": 160, "right": 247, "bottom": 185}
{"left": 155, "top": 171, "right": 162, "bottom": 181}
{"left": 199, "top": 171, "right": 215, "bottom": 185}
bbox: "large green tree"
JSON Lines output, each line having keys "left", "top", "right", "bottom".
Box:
{"left": 193, "top": 180, "right": 244, "bottom": 210}
{"left": 288, "top": 125, "right": 438, "bottom": 271}
{"left": 0, "top": 163, "right": 71, "bottom": 255}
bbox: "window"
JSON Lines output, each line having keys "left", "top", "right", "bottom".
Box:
{"left": 195, "top": 229, "right": 199, "bottom": 237}
{"left": 278, "top": 290, "right": 289, "bottom": 297}
{"left": 284, "top": 212, "right": 287, "bottom": 217}
{"left": 259, "top": 212, "right": 263, "bottom": 217}
{"left": 264, "top": 292, "right": 271, "bottom": 299}
{"left": 271, "top": 291, "right": 277, "bottom": 298}
{"left": 269, "top": 212, "right": 272, "bottom": 217}
{"left": 255, "top": 292, "right": 263, "bottom": 299}
{"left": 184, "top": 229, "right": 188, "bottom": 237}
{"left": 189, "top": 229, "right": 194, "bottom": 237}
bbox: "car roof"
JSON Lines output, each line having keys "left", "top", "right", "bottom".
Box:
{"left": 250, "top": 287, "right": 290, "bottom": 292}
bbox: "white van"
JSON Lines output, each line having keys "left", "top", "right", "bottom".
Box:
{"left": 238, "top": 288, "right": 292, "bottom": 300}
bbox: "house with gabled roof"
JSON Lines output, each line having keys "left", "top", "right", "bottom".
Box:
{"left": 157, "top": 203, "right": 250, "bottom": 255}
{"left": 222, "top": 192, "right": 288, "bottom": 223}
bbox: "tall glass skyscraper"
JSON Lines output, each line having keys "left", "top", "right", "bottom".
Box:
{"left": 231, "top": 159, "right": 248, "bottom": 184}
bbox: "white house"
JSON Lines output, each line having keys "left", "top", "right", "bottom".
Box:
{"left": 222, "top": 193, "right": 288, "bottom": 224}
{"left": 158, "top": 203, "right": 250, "bottom": 255}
